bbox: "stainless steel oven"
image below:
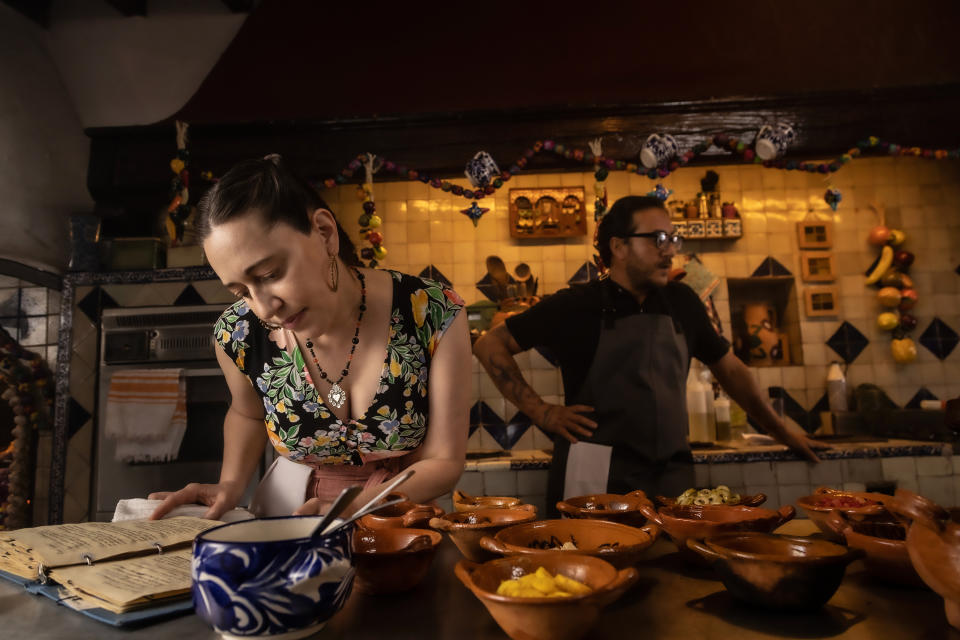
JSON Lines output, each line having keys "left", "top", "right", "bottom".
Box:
{"left": 94, "top": 305, "right": 269, "bottom": 521}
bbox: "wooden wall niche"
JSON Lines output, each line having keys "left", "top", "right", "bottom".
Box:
{"left": 509, "top": 187, "right": 587, "bottom": 239}
{"left": 800, "top": 251, "right": 836, "bottom": 282}
{"left": 728, "top": 276, "right": 803, "bottom": 367}
{"left": 796, "top": 220, "right": 833, "bottom": 249}
{"left": 804, "top": 286, "right": 840, "bottom": 317}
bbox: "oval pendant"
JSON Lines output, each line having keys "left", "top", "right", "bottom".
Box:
{"left": 327, "top": 383, "right": 346, "bottom": 409}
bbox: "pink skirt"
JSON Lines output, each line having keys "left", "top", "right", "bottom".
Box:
{"left": 306, "top": 456, "right": 407, "bottom": 510}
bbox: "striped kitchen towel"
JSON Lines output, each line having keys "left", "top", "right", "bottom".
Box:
{"left": 104, "top": 369, "right": 187, "bottom": 462}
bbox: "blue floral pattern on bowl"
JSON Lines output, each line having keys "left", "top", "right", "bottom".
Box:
{"left": 192, "top": 517, "right": 355, "bottom": 638}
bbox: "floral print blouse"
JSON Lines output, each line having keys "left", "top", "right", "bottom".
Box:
{"left": 214, "top": 270, "right": 464, "bottom": 466}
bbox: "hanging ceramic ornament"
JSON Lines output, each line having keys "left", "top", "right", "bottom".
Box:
{"left": 464, "top": 151, "right": 500, "bottom": 188}
{"left": 824, "top": 187, "right": 842, "bottom": 211}
{"left": 461, "top": 202, "right": 489, "bottom": 227}
{"left": 647, "top": 183, "right": 673, "bottom": 202}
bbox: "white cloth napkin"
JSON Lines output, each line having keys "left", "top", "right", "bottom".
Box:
{"left": 111, "top": 498, "right": 254, "bottom": 523}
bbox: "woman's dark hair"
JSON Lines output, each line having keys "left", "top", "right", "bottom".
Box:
{"left": 595, "top": 195, "right": 667, "bottom": 266}
{"left": 197, "top": 155, "right": 361, "bottom": 266}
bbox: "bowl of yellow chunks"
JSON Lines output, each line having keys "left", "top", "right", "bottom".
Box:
{"left": 656, "top": 485, "right": 767, "bottom": 508}
{"left": 455, "top": 553, "right": 638, "bottom": 640}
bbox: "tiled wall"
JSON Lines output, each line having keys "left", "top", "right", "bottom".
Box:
{"left": 322, "top": 156, "right": 960, "bottom": 449}
{"left": 0, "top": 275, "right": 61, "bottom": 369}
{"left": 447, "top": 453, "right": 960, "bottom": 514}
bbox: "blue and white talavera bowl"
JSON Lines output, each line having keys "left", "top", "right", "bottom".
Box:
{"left": 192, "top": 516, "right": 355, "bottom": 639}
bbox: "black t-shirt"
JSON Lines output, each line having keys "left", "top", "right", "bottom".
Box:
{"left": 505, "top": 278, "right": 730, "bottom": 400}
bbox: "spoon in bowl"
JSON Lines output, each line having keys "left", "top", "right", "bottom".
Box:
{"left": 309, "top": 485, "right": 364, "bottom": 541}
{"left": 321, "top": 469, "right": 416, "bottom": 536}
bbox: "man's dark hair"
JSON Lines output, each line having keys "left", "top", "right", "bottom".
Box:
{"left": 595, "top": 195, "right": 667, "bottom": 266}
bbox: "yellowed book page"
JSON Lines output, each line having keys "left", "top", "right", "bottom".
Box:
{"left": 0, "top": 517, "right": 220, "bottom": 568}
{"left": 49, "top": 548, "right": 193, "bottom": 609}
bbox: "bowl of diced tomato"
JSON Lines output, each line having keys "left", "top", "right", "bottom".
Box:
{"left": 796, "top": 487, "right": 894, "bottom": 541}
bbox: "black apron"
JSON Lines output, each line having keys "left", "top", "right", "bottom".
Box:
{"left": 546, "top": 285, "right": 694, "bottom": 515}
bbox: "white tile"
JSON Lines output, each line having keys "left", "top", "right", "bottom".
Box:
{"left": 881, "top": 457, "right": 918, "bottom": 480}
{"left": 456, "top": 471, "right": 484, "bottom": 497}
{"left": 842, "top": 482, "right": 867, "bottom": 492}
{"left": 694, "top": 463, "right": 710, "bottom": 488}
{"left": 483, "top": 470, "right": 518, "bottom": 496}
{"left": 517, "top": 470, "right": 549, "bottom": 496}
{"left": 709, "top": 463, "right": 744, "bottom": 488}
{"left": 778, "top": 484, "right": 813, "bottom": 511}
{"left": 916, "top": 456, "right": 952, "bottom": 477}
{"left": 841, "top": 458, "right": 883, "bottom": 483}
{"left": 775, "top": 461, "right": 810, "bottom": 485}
{"left": 742, "top": 461, "right": 776, "bottom": 485}
{"left": 809, "top": 459, "right": 843, "bottom": 486}
{"left": 918, "top": 476, "right": 955, "bottom": 508}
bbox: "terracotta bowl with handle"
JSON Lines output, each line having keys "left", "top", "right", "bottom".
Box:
{"left": 429, "top": 505, "right": 538, "bottom": 562}
{"left": 796, "top": 487, "right": 895, "bottom": 542}
{"left": 655, "top": 491, "right": 767, "bottom": 508}
{"left": 687, "top": 532, "right": 863, "bottom": 611}
{"left": 351, "top": 527, "right": 442, "bottom": 594}
{"left": 455, "top": 552, "right": 638, "bottom": 640}
{"left": 823, "top": 510, "right": 925, "bottom": 588}
{"left": 357, "top": 492, "right": 444, "bottom": 530}
{"left": 479, "top": 518, "right": 658, "bottom": 569}
{"left": 891, "top": 489, "right": 960, "bottom": 630}
{"left": 555, "top": 490, "right": 652, "bottom": 527}
{"left": 453, "top": 489, "right": 523, "bottom": 512}
{"left": 638, "top": 501, "right": 795, "bottom": 554}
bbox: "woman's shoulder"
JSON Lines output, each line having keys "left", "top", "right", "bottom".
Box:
{"left": 386, "top": 269, "right": 465, "bottom": 308}
{"left": 213, "top": 299, "right": 260, "bottom": 362}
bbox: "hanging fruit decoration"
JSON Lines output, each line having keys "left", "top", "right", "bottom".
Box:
{"left": 166, "top": 121, "right": 193, "bottom": 245}
{"left": 355, "top": 154, "right": 385, "bottom": 268}
{"left": 864, "top": 202, "right": 917, "bottom": 363}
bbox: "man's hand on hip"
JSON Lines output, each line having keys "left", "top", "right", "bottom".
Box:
{"left": 536, "top": 403, "right": 598, "bottom": 444}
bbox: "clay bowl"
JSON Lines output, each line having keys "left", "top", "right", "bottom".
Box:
{"left": 891, "top": 489, "right": 960, "bottom": 629}
{"left": 687, "top": 532, "right": 863, "bottom": 611}
{"left": 429, "top": 505, "right": 538, "bottom": 562}
{"left": 796, "top": 487, "right": 895, "bottom": 542}
{"left": 823, "top": 510, "right": 925, "bottom": 588}
{"left": 453, "top": 489, "right": 523, "bottom": 512}
{"left": 638, "top": 501, "right": 795, "bottom": 554}
{"left": 555, "top": 490, "right": 652, "bottom": 527}
{"left": 479, "top": 518, "right": 658, "bottom": 569}
{"left": 357, "top": 492, "right": 444, "bottom": 530}
{"left": 455, "top": 552, "right": 638, "bottom": 640}
{"left": 655, "top": 491, "right": 767, "bottom": 508}
{"left": 351, "top": 527, "right": 442, "bottom": 595}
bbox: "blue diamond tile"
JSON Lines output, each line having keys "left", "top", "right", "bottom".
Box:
{"left": 485, "top": 412, "right": 532, "bottom": 450}
{"left": 567, "top": 262, "right": 600, "bottom": 285}
{"left": 826, "top": 321, "right": 869, "bottom": 364}
{"left": 906, "top": 387, "right": 938, "bottom": 409}
{"left": 919, "top": 317, "right": 959, "bottom": 360}
{"left": 67, "top": 396, "right": 92, "bottom": 439}
{"left": 174, "top": 283, "right": 206, "bottom": 306}
{"left": 768, "top": 387, "right": 820, "bottom": 433}
{"left": 419, "top": 265, "right": 453, "bottom": 288}
{"left": 475, "top": 272, "right": 516, "bottom": 303}
{"left": 469, "top": 401, "right": 503, "bottom": 438}
{"left": 751, "top": 257, "right": 792, "bottom": 277}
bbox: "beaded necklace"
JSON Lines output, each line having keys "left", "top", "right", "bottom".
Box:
{"left": 304, "top": 268, "right": 366, "bottom": 409}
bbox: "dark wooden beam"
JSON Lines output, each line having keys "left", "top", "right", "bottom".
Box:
{"left": 2, "top": 0, "right": 51, "bottom": 27}
{"left": 104, "top": 0, "right": 146, "bottom": 17}
{"left": 86, "top": 85, "right": 960, "bottom": 237}
{"left": 220, "top": 0, "right": 256, "bottom": 12}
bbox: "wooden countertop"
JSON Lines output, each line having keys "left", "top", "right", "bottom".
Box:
{"left": 0, "top": 520, "right": 953, "bottom": 639}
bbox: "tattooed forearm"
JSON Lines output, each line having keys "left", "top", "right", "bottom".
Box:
{"left": 473, "top": 327, "right": 546, "bottom": 420}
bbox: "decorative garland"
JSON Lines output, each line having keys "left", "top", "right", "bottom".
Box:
{"left": 317, "top": 135, "right": 960, "bottom": 204}
{"left": 0, "top": 328, "right": 53, "bottom": 530}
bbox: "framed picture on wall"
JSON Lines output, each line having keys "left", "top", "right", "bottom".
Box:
{"left": 804, "top": 286, "right": 840, "bottom": 317}
{"left": 800, "top": 251, "right": 836, "bottom": 282}
{"left": 796, "top": 220, "right": 833, "bottom": 249}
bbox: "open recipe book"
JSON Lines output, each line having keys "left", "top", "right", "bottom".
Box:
{"left": 0, "top": 516, "right": 221, "bottom": 619}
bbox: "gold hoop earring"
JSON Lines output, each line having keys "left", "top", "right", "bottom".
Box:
{"left": 329, "top": 255, "right": 340, "bottom": 292}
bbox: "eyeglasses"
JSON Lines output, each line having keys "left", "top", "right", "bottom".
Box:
{"left": 620, "top": 230, "right": 683, "bottom": 251}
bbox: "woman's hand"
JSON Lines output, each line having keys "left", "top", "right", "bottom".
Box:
{"left": 293, "top": 497, "right": 327, "bottom": 516}
{"left": 148, "top": 481, "right": 245, "bottom": 520}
